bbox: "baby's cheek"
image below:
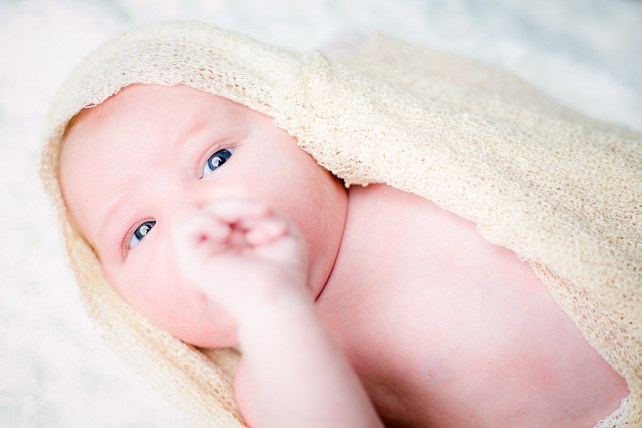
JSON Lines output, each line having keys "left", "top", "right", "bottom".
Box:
{"left": 168, "top": 300, "right": 240, "bottom": 349}
{"left": 122, "top": 255, "right": 240, "bottom": 347}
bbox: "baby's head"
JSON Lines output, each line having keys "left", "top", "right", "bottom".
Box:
{"left": 57, "top": 83, "right": 347, "bottom": 347}
{"left": 39, "top": 20, "right": 357, "bottom": 424}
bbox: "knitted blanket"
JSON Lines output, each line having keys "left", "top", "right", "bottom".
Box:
{"left": 40, "top": 21, "right": 641, "bottom": 427}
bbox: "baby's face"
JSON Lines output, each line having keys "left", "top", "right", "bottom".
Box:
{"left": 59, "top": 84, "right": 348, "bottom": 347}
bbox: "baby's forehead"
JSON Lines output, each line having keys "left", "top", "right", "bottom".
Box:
{"left": 62, "top": 88, "right": 127, "bottom": 148}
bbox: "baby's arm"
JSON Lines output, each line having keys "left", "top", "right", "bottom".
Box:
{"left": 173, "top": 199, "right": 383, "bottom": 428}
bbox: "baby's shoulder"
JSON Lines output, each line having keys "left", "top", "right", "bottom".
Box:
{"left": 343, "top": 183, "right": 476, "bottom": 257}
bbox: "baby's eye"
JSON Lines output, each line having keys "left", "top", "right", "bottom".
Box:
{"left": 203, "top": 148, "right": 234, "bottom": 177}
{"left": 129, "top": 220, "right": 155, "bottom": 249}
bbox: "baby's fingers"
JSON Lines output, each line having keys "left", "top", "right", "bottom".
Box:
{"left": 245, "top": 215, "right": 288, "bottom": 246}
{"left": 173, "top": 210, "right": 231, "bottom": 258}
{"left": 203, "top": 198, "right": 290, "bottom": 247}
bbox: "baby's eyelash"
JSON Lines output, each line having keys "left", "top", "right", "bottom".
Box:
{"left": 202, "top": 147, "right": 235, "bottom": 178}
{"left": 123, "top": 219, "right": 156, "bottom": 255}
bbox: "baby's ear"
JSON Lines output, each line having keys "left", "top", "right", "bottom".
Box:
{"left": 233, "top": 357, "right": 257, "bottom": 427}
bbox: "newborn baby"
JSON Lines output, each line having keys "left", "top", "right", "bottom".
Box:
{"left": 58, "top": 83, "right": 628, "bottom": 427}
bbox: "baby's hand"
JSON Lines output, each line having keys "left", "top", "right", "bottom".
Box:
{"left": 172, "top": 198, "right": 309, "bottom": 320}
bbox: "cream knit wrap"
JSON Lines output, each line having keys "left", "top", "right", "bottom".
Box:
{"left": 40, "top": 21, "right": 641, "bottom": 427}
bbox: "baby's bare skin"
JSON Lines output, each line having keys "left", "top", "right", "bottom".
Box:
{"left": 317, "top": 184, "right": 628, "bottom": 427}
{"left": 59, "top": 84, "right": 628, "bottom": 428}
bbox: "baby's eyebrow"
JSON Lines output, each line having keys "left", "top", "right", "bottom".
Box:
{"left": 184, "top": 107, "right": 228, "bottom": 135}
{"left": 91, "top": 191, "right": 130, "bottom": 255}
{"left": 175, "top": 107, "right": 229, "bottom": 168}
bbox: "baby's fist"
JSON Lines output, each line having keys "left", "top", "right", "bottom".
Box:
{"left": 172, "top": 198, "right": 308, "bottom": 319}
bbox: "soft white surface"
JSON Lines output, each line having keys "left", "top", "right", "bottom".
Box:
{"left": 0, "top": 1, "right": 640, "bottom": 427}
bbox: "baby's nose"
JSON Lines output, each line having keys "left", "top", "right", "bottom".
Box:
{"left": 168, "top": 196, "right": 206, "bottom": 222}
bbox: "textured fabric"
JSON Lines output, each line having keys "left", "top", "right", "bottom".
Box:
{"left": 40, "top": 21, "right": 641, "bottom": 427}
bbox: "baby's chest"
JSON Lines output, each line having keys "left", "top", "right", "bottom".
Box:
{"left": 324, "top": 184, "right": 622, "bottom": 427}
{"left": 329, "top": 183, "right": 561, "bottom": 379}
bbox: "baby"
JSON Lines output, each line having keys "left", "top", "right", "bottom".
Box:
{"left": 58, "top": 82, "right": 628, "bottom": 427}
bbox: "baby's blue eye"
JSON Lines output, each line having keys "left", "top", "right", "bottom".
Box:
{"left": 129, "top": 220, "right": 155, "bottom": 249}
{"left": 203, "top": 148, "right": 234, "bottom": 177}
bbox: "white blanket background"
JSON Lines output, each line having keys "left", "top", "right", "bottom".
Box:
{"left": 1, "top": 0, "right": 640, "bottom": 427}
